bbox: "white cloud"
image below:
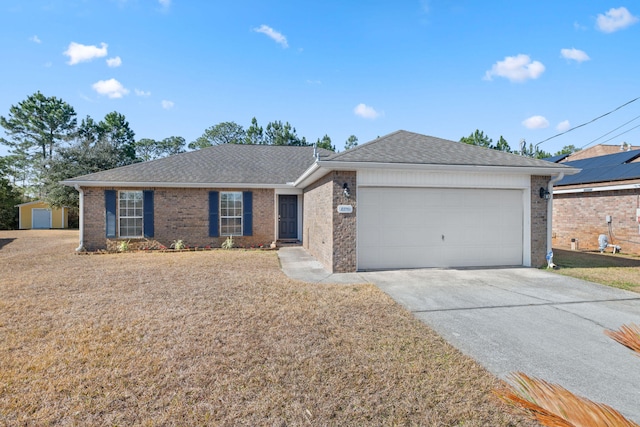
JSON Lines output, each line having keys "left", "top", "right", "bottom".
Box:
{"left": 484, "top": 54, "right": 545, "bottom": 82}
{"left": 106, "top": 56, "right": 122, "bottom": 67}
{"left": 135, "top": 88, "right": 151, "bottom": 97}
{"left": 158, "top": 0, "right": 171, "bottom": 8}
{"left": 560, "top": 48, "right": 590, "bottom": 63}
{"left": 161, "top": 100, "right": 174, "bottom": 109}
{"left": 253, "top": 24, "right": 288, "bottom": 48}
{"left": 573, "top": 21, "right": 587, "bottom": 31}
{"left": 354, "top": 103, "right": 381, "bottom": 119}
{"left": 522, "top": 115, "right": 549, "bottom": 129}
{"left": 92, "top": 78, "right": 129, "bottom": 98}
{"left": 64, "top": 42, "right": 108, "bottom": 65}
{"left": 556, "top": 120, "right": 571, "bottom": 132}
{"left": 29, "top": 35, "right": 41, "bottom": 44}
{"left": 596, "top": 7, "right": 638, "bottom": 33}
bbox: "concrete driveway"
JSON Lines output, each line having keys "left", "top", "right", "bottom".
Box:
{"left": 278, "top": 248, "right": 640, "bottom": 422}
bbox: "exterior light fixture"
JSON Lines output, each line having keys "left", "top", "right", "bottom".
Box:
{"left": 539, "top": 187, "right": 550, "bottom": 200}
{"left": 343, "top": 183, "right": 351, "bottom": 198}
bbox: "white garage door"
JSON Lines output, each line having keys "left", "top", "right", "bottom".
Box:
{"left": 32, "top": 208, "right": 51, "bottom": 229}
{"left": 358, "top": 188, "right": 523, "bottom": 270}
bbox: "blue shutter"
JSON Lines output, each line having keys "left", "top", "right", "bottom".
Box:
{"left": 209, "top": 191, "right": 219, "bottom": 237}
{"left": 243, "top": 191, "right": 253, "bottom": 236}
{"left": 143, "top": 190, "right": 154, "bottom": 238}
{"left": 105, "top": 190, "right": 117, "bottom": 238}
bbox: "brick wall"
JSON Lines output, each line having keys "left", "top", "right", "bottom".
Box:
{"left": 553, "top": 189, "right": 640, "bottom": 255}
{"left": 303, "top": 173, "right": 333, "bottom": 270}
{"left": 81, "top": 187, "right": 275, "bottom": 251}
{"left": 83, "top": 187, "right": 107, "bottom": 251}
{"left": 331, "top": 171, "right": 357, "bottom": 272}
{"left": 531, "top": 176, "right": 550, "bottom": 267}
{"left": 303, "top": 171, "right": 358, "bottom": 273}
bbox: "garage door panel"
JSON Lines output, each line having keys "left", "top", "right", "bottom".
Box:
{"left": 358, "top": 230, "right": 380, "bottom": 248}
{"left": 358, "top": 188, "right": 523, "bottom": 270}
{"left": 378, "top": 246, "right": 442, "bottom": 269}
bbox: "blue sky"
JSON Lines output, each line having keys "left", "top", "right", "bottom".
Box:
{"left": 1, "top": 1, "right": 639, "bottom": 157}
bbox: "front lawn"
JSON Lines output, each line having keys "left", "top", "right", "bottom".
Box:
{"left": 0, "top": 230, "right": 534, "bottom": 426}
{"left": 552, "top": 248, "right": 640, "bottom": 292}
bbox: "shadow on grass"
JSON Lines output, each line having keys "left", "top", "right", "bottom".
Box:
{"left": 553, "top": 249, "right": 640, "bottom": 268}
{"left": 0, "top": 238, "right": 16, "bottom": 250}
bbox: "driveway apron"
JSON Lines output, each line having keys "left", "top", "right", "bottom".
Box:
{"left": 362, "top": 267, "right": 640, "bottom": 423}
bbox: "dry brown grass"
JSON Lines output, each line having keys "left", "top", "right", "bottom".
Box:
{"left": 551, "top": 249, "right": 640, "bottom": 293}
{"left": 497, "top": 373, "right": 640, "bottom": 427}
{"left": 0, "top": 230, "right": 537, "bottom": 426}
{"left": 605, "top": 324, "right": 640, "bottom": 355}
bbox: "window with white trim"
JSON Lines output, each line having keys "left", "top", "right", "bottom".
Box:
{"left": 220, "top": 191, "right": 242, "bottom": 236}
{"left": 118, "top": 191, "right": 143, "bottom": 238}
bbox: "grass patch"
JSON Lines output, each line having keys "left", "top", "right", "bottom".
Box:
{"left": 0, "top": 230, "right": 536, "bottom": 426}
{"left": 551, "top": 249, "right": 640, "bottom": 293}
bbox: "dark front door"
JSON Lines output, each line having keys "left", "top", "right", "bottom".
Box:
{"left": 278, "top": 195, "right": 298, "bottom": 239}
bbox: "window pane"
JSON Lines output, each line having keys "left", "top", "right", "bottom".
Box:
{"left": 118, "top": 191, "right": 143, "bottom": 237}
{"left": 231, "top": 218, "right": 242, "bottom": 235}
{"left": 220, "top": 192, "right": 242, "bottom": 236}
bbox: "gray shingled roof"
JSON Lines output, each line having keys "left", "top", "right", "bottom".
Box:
{"left": 64, "top": 144, "right": 326, "bottom": 185}
{"left": 326, "top": 130, "right": 571, "bottom": 169}
{"left": 64, "top": 130, "right": 575, "bottom": 187}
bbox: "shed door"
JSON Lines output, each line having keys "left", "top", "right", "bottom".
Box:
{"left": 357, "top": 188, "right": 523, "bottom": 270}
{"left": 32, "top": 208, "right": 51, "bottom": 229}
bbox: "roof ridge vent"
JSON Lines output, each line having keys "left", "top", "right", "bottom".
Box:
{"left": 620, "top": 141, "right": 631, "bottom": 151}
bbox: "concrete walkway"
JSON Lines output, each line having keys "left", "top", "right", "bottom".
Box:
{"left": 278, "top": 247, "right": 640, "bottom": 423}
{"left": 277, "top": 247, "right": 370, "bottom": 284}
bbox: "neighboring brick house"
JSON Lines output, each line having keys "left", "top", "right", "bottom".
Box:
{"left": 63, "top": 130, "right": 577, "bottom": 272}
{"left": 550, "top": 145, "right": 640, "bottom": 255}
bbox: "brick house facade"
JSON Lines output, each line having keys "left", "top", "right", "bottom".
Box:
{"left": 553, "top": 188, "right": 640, "bottom": 255}
{"left": 64, "top": 131, "right": 576, "bottom": 271}
{"left": 550, "top": 146, "right": 640, "bottom": 256}
{"left": 82, "top": 187, "right": 275, "bottom": 251}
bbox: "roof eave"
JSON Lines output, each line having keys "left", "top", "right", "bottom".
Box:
{"left": 61, "top": 180, "right": 296, "bottom": 189}
{"left": 316, "top": 160, "right": 580, "bottom": 176}
{"left": 293, "top": 162, "right": 323, "bottom": 188}
{"left": 554, "top": 182, "right": 640, "bottom": 194}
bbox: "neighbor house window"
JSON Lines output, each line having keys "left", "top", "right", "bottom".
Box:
{"left": 220, "top": 191, "right": 242, "bottom": 236}
{"left": 118, "top": 191, "right": 143, "bottom": 238}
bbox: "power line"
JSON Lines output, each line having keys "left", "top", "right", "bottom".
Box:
{"left": 598, "top": 122, "right": 640, "bottom": 145}
{"left": 534, "top": 95, "right": 640, "bottom": 149}
{"left": 579, "top": 113, "right": 640, "bottom": 150}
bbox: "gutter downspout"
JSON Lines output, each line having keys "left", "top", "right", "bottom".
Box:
{"left": 546, "top": 173, "right": 564, "bottom": 268}
{"left": 74, "top": 184, "right": 85, "bottom": 252}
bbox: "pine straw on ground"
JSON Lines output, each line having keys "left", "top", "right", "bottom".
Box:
{"left": 497, "top": 373, "right": 640, "bottom": 427}
{"left": 605, "top": 324, "right": 640, "bottom": 355}
{"left": 0, "top": 230, "right": 536, "bottom": 426}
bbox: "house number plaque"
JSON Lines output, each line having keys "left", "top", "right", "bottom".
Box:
{"left": 337, "top": 205, "right": 353, "bottom": 214}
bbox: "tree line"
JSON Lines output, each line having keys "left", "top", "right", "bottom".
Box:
{"left": 459, "top": 129, "right": 579, "bottom": 159}
{"left": 186, "top": 118, "right": 357, "bottom": 152}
